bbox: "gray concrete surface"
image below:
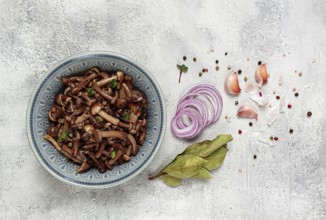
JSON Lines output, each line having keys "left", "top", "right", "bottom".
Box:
{"left": 0, "top": 0, "right": 325, "bottom": 219}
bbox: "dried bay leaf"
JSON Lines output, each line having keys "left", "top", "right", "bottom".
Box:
{"left": 203, "top": 146, "right": 228, "bottom": 171}
{"left": 183, "top": 134, "right": 232, "bottom": 158}
{"left": 163, "top": 155, "right": 207, "bottom": 179}
{"left": 148, "top": 134, "right": 233, "bottom": 187}
{"left": 193, "top": 168, "right": 211, "bottom": 179}
{"left": 160, "top": 175, "right": 181, "bottom": 187}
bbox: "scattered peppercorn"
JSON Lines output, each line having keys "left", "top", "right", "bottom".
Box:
{"left": 253, "top": 155, "right": 257, "bottom": 159}
{"left": 249, "top": 122, "right": 253, "bottom": 127}
{"left": 276, "top": 96, "right": 280, "bottom": 100}
{"left": 288, "top": 104, "right": 292, "bottom": 109}
{"left": 274, "top": 137, "right": 279, "bottom": 141}
{"left": 270, "top": 136, "right": 274, "bottom": 141}
{"left": 215, "top": 66, "right": 220, "bottom": 71}
{"left": 295, "top": 93, "right": 299, "bottom": 97}
{"left": 225, "top": 52, "right": 228, "bottom": 56}
{"left": 227, "top": 65, "right": 231, "bottom": 70}
{"left": 298, "top": 72, "right": 303, "bottom": 77}
{"left": 235, "top": 101, "right": 239, "bottom": 105}
{"left": 258, "top": 61, "right": 262, "bottom": 65}
{"left": 205, "top": 68, "right": 208, "bottom": 72}
{"left": 199, "top": 72, "right": 203, "bottom": 77}
{"left": 259, "top": 92, "right": 262, "bottom": 97}
{"left": 202, "top": 68, "right": 205, "bottom": 73}
{"left": 215, "top": 60, "right": 219, "bottom": 64}
{"left": 193, "top": 57, "right": 197, "bottom": 62}
{"left": 307, "top": 111, "right": 312, "bottom": 117}
{"left": 238, "top": 130, "right": 242, "bottom": 135}
{"left": 289, "top": 129, "right": 293, "bottom": 134}
{"left": 238, "top": 69, "right": 242, "bottom": 74}
{"left": 183, "top": 56, "right": 187, "bottom": 61}
{"left": 244, "top": 76, "right": 248, "bottom": 81}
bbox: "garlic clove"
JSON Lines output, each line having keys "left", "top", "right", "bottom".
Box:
{"left": 225, "top": 71, "right": 241, "bottom": 95}
{"left": 255, "top": 64, "right": 269, "bottom": 86}
{"left": 237, "top": 105, "right": 258, "bottom": 119}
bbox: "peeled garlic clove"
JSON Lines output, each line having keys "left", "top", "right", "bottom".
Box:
{"left": 225, "top": 71, "right": 241, "bottom": 95}
{"left": 237, "top": 105, "right": 258, "bottom": 119}
{"left": 255, "top": 64, "right": 269, "bottom": 86}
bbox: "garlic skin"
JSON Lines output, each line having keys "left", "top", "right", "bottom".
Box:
{"left": 225, "top": 71, "right": 241, "bottom": 95}
{"left": 255, "top": 64, "right": 269, "bottom": 86}
{"left": 237, "top": 105, "right": 258, "bottom": 119}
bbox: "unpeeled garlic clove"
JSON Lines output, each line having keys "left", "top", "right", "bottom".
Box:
{"left": 237, "top": 105, "right": 258, "bottom": 119}
{"left": 225, "top": 71, "right": 241, "bottom": 95}
{"left": 255, "top": 64, "right": 269, "bottom": 86}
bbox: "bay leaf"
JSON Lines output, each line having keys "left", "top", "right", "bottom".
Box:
{"left": 193, "top": 168, "right": 212, "bottom": 179}
{"left": 160, "top": 174, "right": 182, "bottom": 187}
{"left": 203, "top": 146, "right": 228, "bottom": 171}
{"left": 183, "top": 134, "right": 232, "bottom": 158}
{"left": 162, "top": 154, "right": 207, "bottom": 179}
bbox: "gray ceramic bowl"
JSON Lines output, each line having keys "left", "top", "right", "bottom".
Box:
{"left": 27, "top": 51, "right": 166, "bottom": 188}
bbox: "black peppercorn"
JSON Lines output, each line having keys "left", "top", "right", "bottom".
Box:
{"left": 183, "top": 56, "right": 187, "bottom": 61}
{"left": 258, "top": 61, "right": 262, "bottom": 65}
{"left": 307, "top": 111, "right": 312, "bottom": 117}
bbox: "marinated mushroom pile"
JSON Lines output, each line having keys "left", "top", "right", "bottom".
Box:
{"left": 43, "top": 67, "right": 148, "bottom": 173}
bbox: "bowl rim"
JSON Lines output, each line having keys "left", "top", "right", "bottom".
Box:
{"left": 26, "top": 51, "right": 167, "bottom": 189}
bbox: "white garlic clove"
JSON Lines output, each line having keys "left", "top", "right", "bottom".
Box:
{"left": 237, "top": 105, "right": 258, "bottom": 119}
{"left": 255, "top": 64, "right": 269, "bottom": 86}
{"left": 225, "top": 71, "right": 241, "bottom": 95}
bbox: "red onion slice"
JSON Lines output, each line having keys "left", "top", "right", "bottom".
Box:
{"left": 171, "top": 84, "right": 223, "bottom": 139}
{"left": 188, "top": 84, "right": 223, "bottom": 123}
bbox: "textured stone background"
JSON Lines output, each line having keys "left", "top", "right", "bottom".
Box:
{"left": 0, "top": 0, "right": 325, "bottom": 219}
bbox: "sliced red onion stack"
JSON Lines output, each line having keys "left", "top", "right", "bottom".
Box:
{"left": 171, "top": 84, "right": 223, "bottom": 139}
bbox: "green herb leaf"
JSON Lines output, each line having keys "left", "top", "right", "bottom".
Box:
{"left": 111, "top": 151, "right": 116, "bottom": 159}
{"left": 162, "top": 154, "right": 207, "bottom": 179}
{"left": 177, "top": 64, "right": 188, "bottom": 73}
{"left": 193, "top": 168, "right": 212, "bottom": 179}
{"left": 202, "top": 146, "right": 228, "bottom": 171}
{"left": 109, "top": 79, "right": 118, "bottom": 88}
{"left": 177, "top": 64, "right": 188, "bottom": 83}
{"left": 183, "top": 134, "right": 232, "bottom": 158}
{"left": 160, "top": 175, "right": 182, "bottom": 187}
{"left": 87, "top": 87, "right": 95, "bottom": 97}
{"left": 95, "top": 116, "right": 104, "bottom": 125}
{"left": 58, "top": 130, "right": 69, "bottom": 142}
{"left": 122, "top": 111, "right": 130, "bottom": 120}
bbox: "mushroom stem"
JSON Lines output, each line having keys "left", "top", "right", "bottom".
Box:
{"left": 74, "top": 112, "right": 90, "bottom": 124}
{"left": 91, "top": 103, "right": 120, "bottom": 125}
{"left": 127, "top": 134, "right": 138, "bottom": 156}
{"left": 96, "top": 76, "right": 117, "bottom": 88}
{"left": 93, "top": 80, "right": 114, "bottom": 101}
{"left": 43, "top": 134, "right": 62, "bottom": 151}
{"left": 77, "top": 162, "right": 91, "bottom": 173}
{"left": 84, "top": 151, "right": 106, "bottom": 173}
{"left": 71, "top": 73, "right": 97, "bottom": 95}
{"left": 122, "top": 83, "right": 132, "bottom": 97}
{"left": 95, "top": 141, "right": 106, "bottom": 158}
{"left": 98, "top": 110, "right": 120, "bottom": 125}
{"left": 101, "top": 131, "right": 127, "bottom": 140}
{"left": 108, "top": 149, "right": 123, "bottom": 165}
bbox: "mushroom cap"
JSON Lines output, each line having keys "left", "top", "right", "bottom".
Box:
{"left": 84, "top": 124, "right": 95, "bottom": 134}
{"left": 116, "top": 71, "right": 125, "bottom": 81}
{"left": 93, "top": 129, "right": 103, "bottom": 142}
{"left": 91, "top": 103, "right": 102, "bottom": 115}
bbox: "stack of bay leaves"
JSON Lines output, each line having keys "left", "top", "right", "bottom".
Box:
{"left": 148, "top": 134, "right": 233, "bottom": 187}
